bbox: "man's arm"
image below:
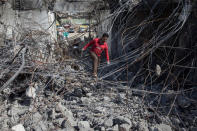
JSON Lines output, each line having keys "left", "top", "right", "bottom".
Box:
{"left": 105, "top": 44, "right": 110, "bottom": 64}
{"left": 83, "top": 39, "right": 95, "bottom": 50}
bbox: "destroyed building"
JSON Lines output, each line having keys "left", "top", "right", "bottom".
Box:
{"left": 0, "top": 0, "right": 196, "bottom": 131}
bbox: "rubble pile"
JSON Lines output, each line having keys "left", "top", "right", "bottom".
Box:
{"left": 0, "top": 58, "right": 196, "bottom": 131}
{"left": 0, "top": 0, "right": 196, "bottom": 131}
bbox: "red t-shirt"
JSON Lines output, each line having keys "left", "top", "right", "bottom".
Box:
{"left": 83, "top": 38, "right": 110, "bottom": 62}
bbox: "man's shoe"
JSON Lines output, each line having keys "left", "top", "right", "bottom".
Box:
{"left": 93, "top": 73, "right": 97, "bottom": 77}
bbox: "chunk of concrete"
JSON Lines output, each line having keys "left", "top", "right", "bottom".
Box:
{"left": 104, "top": 118, "right": 113, "bottom": 127}
{"left": 150, "top": 124, "right": 172, "bottom": 131}
{"left": 78, "top": 121, "right": 93, "bottom": 131}
{"left": 94, "top": 107, "right": 106, "bottom": 114}
{"left": 11, "top": 124, "right": 25, "bottom": 131}
{"left": 138, "top": 120, "right": 149, "bottom": 131}
{"left": 56, "top": 102, "right": 66, "bottom": 113}
{"left": 33, "top": 121, "right": 47, "bottom": 131}
{"left": 119, "top": 124, "right": 131, "bottom": 131}
{"left": 32, "top": 112, "right": 42, "bottom": 123}
{"left": 81, "top": 97, "right": 90, "bottom": 105}
{"left": 113, "top": 116, "right": 131, "bottom": 125}
{"left": 156, "top": 64, "right": 161, "bottom": 76}
{"left": 26, "top": 86, "right": 36, "bottom": 98}
{"left": 55, "top": 103, "right": 77, "bottom": 127}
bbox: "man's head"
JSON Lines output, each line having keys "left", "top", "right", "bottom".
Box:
{"left": 100, "top": 33, "right": 109, "bottom": 44}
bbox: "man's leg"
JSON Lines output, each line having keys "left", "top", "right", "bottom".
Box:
{"left": 90, "top": 51, "right": 99, "bottom": 76}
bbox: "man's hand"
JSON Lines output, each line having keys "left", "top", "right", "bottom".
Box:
{"left": 81, "top": 48, "right": 85, "bottom": 57}
{"left": 107, "top": 61, "right": 110, "bottom": 65}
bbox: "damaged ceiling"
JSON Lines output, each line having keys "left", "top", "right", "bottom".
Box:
{"left": 12, "top": 0, "right": 43, "bottom": 10}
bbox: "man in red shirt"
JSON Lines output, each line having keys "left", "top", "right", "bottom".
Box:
{"left": 82, "top": 33, "right": 110, "bottom": 77}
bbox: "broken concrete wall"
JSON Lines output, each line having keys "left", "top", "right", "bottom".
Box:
{"left": 0, "top": 1, "right": 56, "bottom": 42}
{"left": 0, "top": 1, "right": 57, "bottom": 63}
{"left": 96, "top": 10, "right": 112, "bottom": 53}
{"left": 54, "top": 0, "right": 94, "bottom": 14}
{"left": 17, "top": 0, "right": 43, "bottom": 10}
{"left": 0, "top": 2, "right": 15, "bottom": 40}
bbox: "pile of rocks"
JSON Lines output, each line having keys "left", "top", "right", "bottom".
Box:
{"left": 0, "top": 61, "right": 196, "bottom": 131}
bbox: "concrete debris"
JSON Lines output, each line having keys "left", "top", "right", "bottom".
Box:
{"left": 56, "top": 103, "right": 77, "bottom": 127}
{"left": 32, "top": 112, "right": 42, "bottom": 124}
{"left": 26, "top": 85, "right": 36, "bottom": 98}
{"left": 78, "top": 121, "right": 93, "bottom": 131}
{"left": 103, "top": 96, "right": 110, "bottom": 102}
{"left": 33, "top": 121, "right": 47, "bottom": 131}
{"left": 86, "top": 93, "right": 92, "bottom": 97}
{"left": 103, "top": 118, "right": 113, "bottom": 127}
{"left": 1, "top": 62, "right": 194, "bottom": 131}
{"left": 11, "top": 124, "right": 25, "bottom": 131}
{"left": 112, "top": 124, "right": 119, "bottom": 131}
{"left": 113, "top": 116, "right": 131, "bottom": 125}
{"left": 114, "top": 93, "right": 126, "bottom": 103}
{"left": 81, "top": 97, "right": 91, "bottom": 105}
{"left": 54, "top": 118, "right": 74, "bottom": 129}
{"left": 8, "top": 103, "right": 28, "bottom": 116}
{"left": 171, "top": 117, "right": 180, "bottom": 126}
{"left": 56, "top": 102, "right": 67, "bottom": 113}
{"left": 94, "top": 107, "right": 106, "bottom": 114}
{"left": 138, "top": 120, "right": 149, "bottom": 131}
{"left": 73, "top": 88, "right": 84, "bottom": 97}
{"left": 101, "top": 127, "right": 105, "bottom": 131}
{"left": 0, "top": 53, "right": 195, "bottom": 131}
{"left": 156, "top": 64, "right": 161, "bottom": 76}
{"left": 150, "top": 124, "right": 172, "bottom": 131}
{"left": 119, "top": 124, "right": 131, "bottom": 131}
